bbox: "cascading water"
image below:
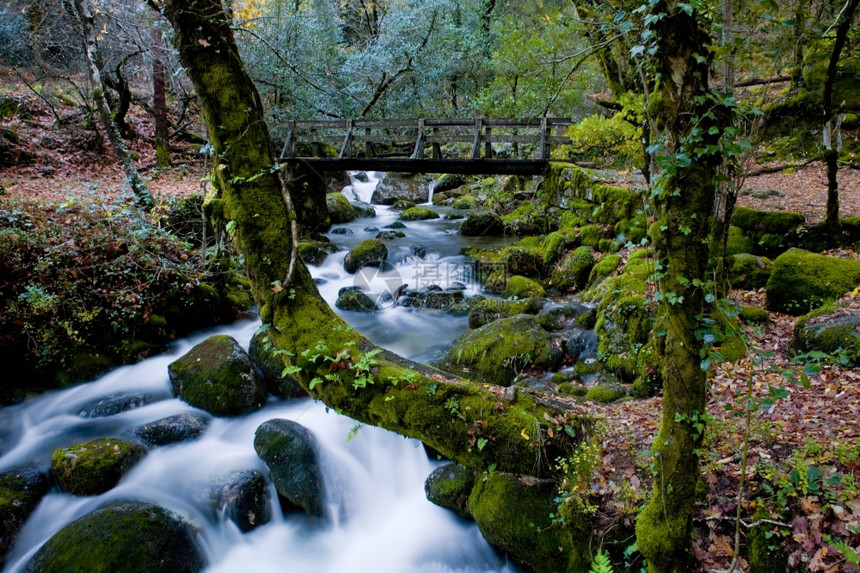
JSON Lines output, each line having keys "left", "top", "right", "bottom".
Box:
{"left": 0, "top": 318, "right": 517, "bottom": 572}
{"left": 0, "top": 173, "right": 526, "bottom": 572}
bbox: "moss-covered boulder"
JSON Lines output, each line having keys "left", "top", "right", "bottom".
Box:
{"left": 541, "top": 228, "right": 580, "bottom": 267}
{"left": 372, "top": 172, "right": 431, "bottom": 205}
{"left": 253, "top": 418, "right": 325, "bottom": 517}
{"left": 399, "top": 206, "right": 440, "bottom": 221}
{"left": 51, "top": 438, "right": 147, "bottom": 496}
{"left": 503, "top": 275, "right": 546, "bottom": 298}
{"left": 501, "top": 202, "right": 549, "bottom": 235}
{"left": 452, "top": 195, "right": 477, "bottom": 209}
{"left": 248, "top": 325, "right": 306, "bottom": 398}
{"left": 468, "top": 472, "right": 591, "bottom": 572}
{"left": 727, "top": 254, "right": 773, "bottom": 290}
{"left": 198, "top": 470, "right": 271, "bottom": 533}
{"left": 424, "top": 463, "right": 474, "bottom": 520}
{"left": 500, "top": 246, "right": 545, "bottom": 279}
{"left": 168, "top": 335, "right": 267, "bottom": 417}
{"left": 587, "top": 254, "right": 622, "bottom": 289}
{"left": 25, "top": 501, "right": 205, "bottom": 573}
{"left": 766, "top": 249, "right": 860, "bottom": 315}
{"left": 585, "top": 385, "right": 628, "bottom": 404}
{"left": 335, "top": 287, "right": 378, "bottom": 312}
{"left": 343, "top": 239, "right": 388, "bottom": 273}
{"left": 739, "top": 306, "right": 769, "bottom": 325}
{"left": 326, "top": 193, "right": 356, "bottom": 224}
{"left": 459, "top": 212, "right": 505, "bottom": 236}
{"left": 730, "top": 207, "right": 805, "bottom": 257}
{"left": 551, "top": 246, "right": 596, "bottom": 292}
{"left": 442, "top": 315, "right": 562, "bottom": 386}
{"left": 297, "top": 240, "right": 338, "bottom": 266}
{"left": 536, "top": 303, "right": 591, "bottom": 332}
{"left": 794, "top": 303, "right": 860, "bottom": 366}
{"left": 1, "top": 465, "right": 48, "bottom": 563}
{"left": 134, "top": 413, "right": 210, "bottom": 446}
{"left": 468, "top": 298, "right": 542, "bottom": 329}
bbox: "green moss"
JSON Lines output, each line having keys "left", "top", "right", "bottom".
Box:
{"left": 51, "top": 439, "right": 147, "bottom": 496}
{"left": 585, "top": 385, "right": 627, "bottom": 403}
{"left": 725, "top": 226, "right": 754, "bottom": 256}
{"left": 503, "top": 275, "right": 545, "bottom": 298}
{"left": 482, "top": 269, "right": 508, "bottom": 293}
{"left": 326, "top": 193, "right": 356, "bottom": 224}
{"left": 424, "top": 463, "right": 475, "bottom": 519}
{"left": 459, "top": 212, "right": 505, "bottom": 236}
{"left": 399, "top": 206, "right": 440, "bottom": 221}
{"left": 541, "top": 228, "right": 580, "bottom": 266}
{"left": 468, "top": 472, "right": 591, "bottom": 572}
{"left": 557, "top": 382, "right": 588, "bottom": 396}
{"left": 501, "top": 202, "right": 549, "bottom": 235}
{"left": 587, "top": 254, "right": 622, "bottom": 289}
{"left": 740, "top": 306, "right": 769, "bottom": 325}
{"left": 794, "top": 303, "right": 860, "bottom": 366}
{"left": 392, "top": 199, "right": 416, "bottom": 210}
{"left": 468, "top": 297, "right": 542, "bottom": 329}
{"left": 25, "top": 501, "right": 205, "bottom": 573}
{"left": 551, "top": 246, "right": 596, "bottom": 292}
{"left": 727, "top": 254, "right": 773, "bottom": 290}
{"left": 343, "top": 239, "right": 388, "bottom": 273}
{"left": 747, "top": 509, "right": 788, "bottom": 572}
{"left": 766, "top": 248, "right": 860, "bottom": 315}
{"left": 500, "top": 246, "right": 545, "bottom": 279}
{"left": 442, "top": 314, "right": 561, "bottom": 386}
{"left": 732, "top": 207, "right": 805, "bottom": 235}
{"left": 578, "top": 224, "right": 604, "bottom": 248}
{"left": 452, "top": 195, "right": 477, "bottom": 209}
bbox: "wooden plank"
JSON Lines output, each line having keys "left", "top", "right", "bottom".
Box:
{"left": 471, "top": 118, "right": 482, "bottom": 159}
{"left": 412, "top": 118, "right": 425, "bottom": 160}
{"left": 338, "top": 119, "right": 353, "bottom": 159}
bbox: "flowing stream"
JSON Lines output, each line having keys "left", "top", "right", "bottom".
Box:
{"left": 0, "top": 172, "right": 521, "bottom": 573}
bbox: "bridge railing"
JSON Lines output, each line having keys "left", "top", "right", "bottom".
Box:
{"left": 278, "top": 118, "right": 573, "bottom": 163}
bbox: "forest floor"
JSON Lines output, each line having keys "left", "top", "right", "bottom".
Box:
{"left": 2, "top": 76, "right": 860, "bottom": 571}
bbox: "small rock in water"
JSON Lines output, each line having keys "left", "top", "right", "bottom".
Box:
{"left": 331, "top": 227, "right": 353, "bottom": 235}
{"left": 134, "top": 413, "right": 210, "bottom": 446}
{"left": 384, "top": 221, "right": 407, "bottom": 229}
{"left": 79, "top": 392, "right": 161, "bottom": 418}
{"left": 363, "top": 226, "right": 380, "bottom": 232}
{"left": 410, "top": 246, "right": 427, "bottom": 258}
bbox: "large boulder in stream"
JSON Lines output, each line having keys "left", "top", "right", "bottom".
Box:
{"left": 371, "top": 172, "right": 431, "bottom": 205}
{"left": 168, "top": 335, "right": 267, "bottom": 417}
{"left": 51, "top": 438, "right": 147, "bottom": 496}
{"left": 249, "top": 325, "right": 307, "bottom": 398}
{"left": 1, "top": 465, "right": 49, "bottom": 564}
{"left": 468, "top": 472, "right": 593, "bottom": 572}
{"left": 343, "top": 239, "right": 388, "bottom": 273}
{"left": 197, "top": 469, "right": 271, "bottom": 533}
{"left": 424, "top": 463, "right": 474, "bottom": 520}
{"left": 399, "top": 206, "right": 440, "bottom": 221}
{"left": 441, "top": 314, "right": 562, "bottom": 386}
{"left": 134, "top": 413, "right": 210, "bottom": 446}
{"left": 326, "top": 192, "right": 356, "bottom": 224}
{"left": 25, "top": 501, "right": 206, "bottom": 573}
{"left": 253, "top": 418, "right": 325, "bottom": 517}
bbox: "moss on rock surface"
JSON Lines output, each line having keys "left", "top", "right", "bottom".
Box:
{"left": 25, "top": 501, "right": 205, "bottom": 573}
{"left": 168, "top": 335, "right": 267, "bottom": 416}
{"left": 297, "top": 240, "right": 338, "bottom": 266}
{"left": 794, "top": 303, "right": 860, "bottom": 366}
{"left": 248, "top": 325, "right": 306, "bottom": 398}
{"left": 326, "top": 193, "right": 356, "bottom": 224}
{"left": 343, "top": 239, "right": 388, "bottom": 273}
{"left": 51, "top": 439, "right": 146, "bottom": 496}
{"left": 468, "top": 472, "right": 592, "bottom": 572}
{"left": 459, "top": 212, "right": 505, "bottom": 236}
{"left": 727, "top": 254, "right": 773, "bottom": 290}
{"left": 442, "top": 314, "right": 562, "bottom": 386}
{"left": 335, "top": 288, "right": 378, "bottom": 312}
{"left": 551, "top": 246, "right": 596, "bottom": 292}
{"left": 766, "top": 249, "right": 860, "bottom": 315}
{"left": 424, "top": 462, "right": 474, "bottom": 520}
{"left": 504, "top": 275, "right": 546, "bottom": 298}
{"left": 1, "top": 465, "right": 48, "bottom": 563}
{"left": 399, "top": 206, "right": 440, "bottom": 221}
{"left": 585, "top": 385, "right": 627, "bottom": 403}
{"left": 468, "top": 298, "right": 542, "bottom": 329}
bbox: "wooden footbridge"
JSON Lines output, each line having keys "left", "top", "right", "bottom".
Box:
{"left": 279, "top": 118, "right": 573, "bottom": 175}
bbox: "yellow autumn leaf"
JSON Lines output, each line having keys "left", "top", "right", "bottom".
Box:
{"left": 520, "top": 428, "right": 530, "bottom": 440}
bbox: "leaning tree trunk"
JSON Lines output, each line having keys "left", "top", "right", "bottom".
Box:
{"left": 634, "top": 4, "right": 730, "bottom": 571}
{"left": 822, "top": 0, "right": 859, "bottom": 235}
{"left": 152, "top": 0, "right": 585, "bottom": 478}
{"left": 64, "top": 0, "right": 155, "bottom": 210}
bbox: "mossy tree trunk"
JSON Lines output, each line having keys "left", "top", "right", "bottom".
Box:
{"left": 633, "top": 4, "right": 730, "bottom": 571}
{"left": 152, "top": 25, "right": 172, "bottom": 169}
{"left": 822, "top": 0, "right": 859, "bottom": 235}
{"left": 152, "top": 0, "right": 584, "bottom": 477}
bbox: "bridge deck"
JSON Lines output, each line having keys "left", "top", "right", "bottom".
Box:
{"left": 278, "top": 118, "right": 571, "bottom": 174}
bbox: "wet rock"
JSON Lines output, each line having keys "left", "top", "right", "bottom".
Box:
{"left": 459, "top": 213, "right": 504, "bottom": 237}
{"left": 254, "top": 419, "right": 325, "bottom": 517}
{"left": 1, "top": 464, "right": 48, "bottom": 564}
{"left": 375, "top": 230, "right": 406, "bottom": 240}
{"left": 372, "top": 173, "right": 431, "bottom": 205}
{"left": 442, "top": 314, "right": 562, "bottom": 386}
{"left": 343, "top": 239, "right": 388, "bottom": 273}
{"left": 564, "top": 329, "right": 597, "bottom": 362}
{"left": 326, "top": 193, "right": 356, "bottom": 224}
{"left": 363, "top": 226, "right": 380, "bottom": 232}
{"left": 168, "top": 335, "right": 267, "bottom": 417}
{"left": 25, "top": 501, "right": 205, "bottom": 573}
{"left": 249, "top": 326, "right": 306, "bottom": 398}
{"left": 199, "top": 469, "right": 271, "bottom": 532}
{"left": 330, "top": 227, "right": 353, "bottom": 235}
{"left": 335, "top": 288, "right": 378, "bottom": 312}
{"left": 410, "top": 245, "right": 427, "bottom": 258}
{"left": 535, "top": 303, "right": 590, "bottom": 331}
{"left": 298, "top": 241, "right": 338, "bottom": 266}
{"left": 51, "top": 438, "right": 147, "bottom": 496}
{"left": 79, "top": 393, "right": 160, "bottom": 418}
{"left": 384, "top": 221, "right": 407, "bottom": 229}
{"left": 468, "top": 298, "right": 542, "bottom": 329}
{"left": 399, "top": 206, "right": 440, "bottom": 221}
{"left": 424, "top": 463, "right": 474, "bottom": 520}
{"left": 134, "top": 413, "right": 210, "bottom": 446}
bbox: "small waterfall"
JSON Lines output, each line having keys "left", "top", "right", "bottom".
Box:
{"left": 342, "top": 172, "right": 381, "bottom": 204}
{"left": 424, "top": 180, "right": 437, "bottom": 205}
